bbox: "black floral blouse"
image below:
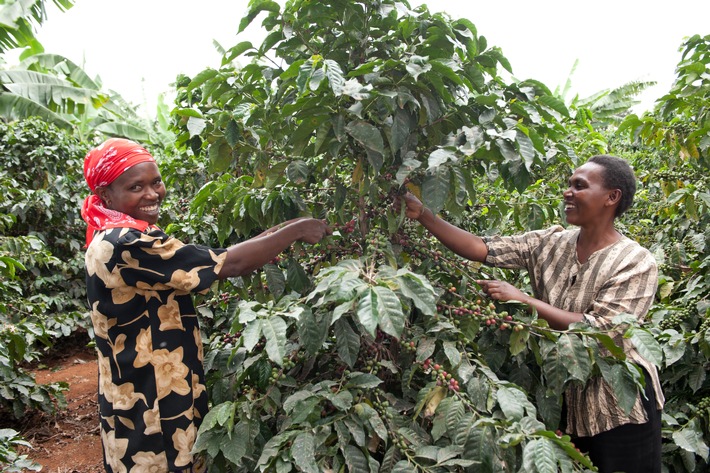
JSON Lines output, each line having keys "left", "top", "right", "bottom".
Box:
{"left": 85, "top": 227, "right": 227, "bottom": 473}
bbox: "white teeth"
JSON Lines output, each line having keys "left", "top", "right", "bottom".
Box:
{"left": 140, "top": 204, "right": 159, "bottom": 212}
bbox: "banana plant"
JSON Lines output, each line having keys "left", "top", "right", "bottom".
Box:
{"left": 1, "top": 52, "right": 173, "bottom": 145}
{"left": 0, "top": 0, "right": 74, "bottom": 56}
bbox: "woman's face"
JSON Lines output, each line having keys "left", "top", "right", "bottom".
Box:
{"left": 563, "top": 162, "right": 618, "bottom": 226}
{"left": 97, "top": 161, "right": 166, "bottom": 224}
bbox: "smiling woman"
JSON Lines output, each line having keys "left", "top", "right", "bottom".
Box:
{"left": 397, "top": 154, "right": 663, "bottom": 473}
{"left": 95, "top": 162, "right": 166, "bottom": 226}
{"left": 81, "top": 138, "right": 331, "bottom": 472}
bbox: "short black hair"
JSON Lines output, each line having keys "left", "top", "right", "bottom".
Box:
{"left": 587, "top": 155, "right": 636, "bottom": 217}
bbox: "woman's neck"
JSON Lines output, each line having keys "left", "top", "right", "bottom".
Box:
{"left": 576, "top": 225, "right": 621, "bottom": 264}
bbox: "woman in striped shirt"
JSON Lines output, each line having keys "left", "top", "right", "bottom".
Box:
{"left": 400, "top": 155, "right": 662, "bottom": 473}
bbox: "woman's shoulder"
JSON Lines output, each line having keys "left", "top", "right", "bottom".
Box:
{"left": 91, "top": 226, "right": 171, "bottom": 247}
{"left": 615, "top": 235, "right": 657, "bottom": 263}
{"left": 522, "top": 225, "right": 576, "bottom": 243}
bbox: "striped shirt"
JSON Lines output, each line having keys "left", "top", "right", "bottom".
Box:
{"left": 484, "top": 225, "right": 663, "bottom": 437}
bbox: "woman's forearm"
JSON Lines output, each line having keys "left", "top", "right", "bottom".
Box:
{"left": 417, "top": 207, "right": 488, "bottom": 263}
{"left": 218, "top": 219, "right": 329, "bottom": 278}
{"left": 518, "top": 293, "right": 585, "bottom": 330}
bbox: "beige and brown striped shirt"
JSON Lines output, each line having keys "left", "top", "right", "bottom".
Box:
{"left": 484, "top": 225, "right": 663, "bottom": 437}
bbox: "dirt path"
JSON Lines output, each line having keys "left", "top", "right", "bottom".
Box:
{"left": 18, "top": 343, "right": 103, "bottom": 472}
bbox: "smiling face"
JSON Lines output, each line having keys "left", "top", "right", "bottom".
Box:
{"left": 96, "top": 161, "right": 166, "bottom": 224}
{"left": 563, "top": 162, "right": 620, "bottom": 227}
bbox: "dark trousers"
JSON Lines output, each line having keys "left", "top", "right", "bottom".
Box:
{"left": 573, "top": 368, "right": 662, "bottom": 473}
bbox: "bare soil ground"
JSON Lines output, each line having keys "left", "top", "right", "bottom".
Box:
{"left": 14, "top": 336, "right": 103, "bottom": 472}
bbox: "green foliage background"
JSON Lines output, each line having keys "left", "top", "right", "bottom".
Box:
{"left": 1, "top": 0, "right": 709, "bottom": 472}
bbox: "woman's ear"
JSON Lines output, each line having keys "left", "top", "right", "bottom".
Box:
{"left": 607, "top": 189, "right": 622, "bottom": 207}
{"left": 95, "top": 186, "right": 111, "bottom": 207}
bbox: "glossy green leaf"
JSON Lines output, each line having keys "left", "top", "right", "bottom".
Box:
{"left": 372, "top": 286, "right": 405, "bottom": 338}
{"left": 291, "top": 432, "right": 319, "bottom": 473}
{"left": 673, "top": 418, "right": 709, "bottom": 458}
{"left": 688, "top": 363, "right": 706, "bottom": 393}
{"left": 345, "top": 120, "right": 384, "bottom": 172}
{"left": 601, "top": 361, "right": 640, "bottom": 415}
{"left": 589, "top": 333, "right": 626, "bottom": 359}
{"left": 443, "top": 340, "right": 461, "bottom": 368}
{"left": 389, "top": 108, "right": 414, "bottom": 155}
{"left": 286, "top": 258, "right": 311, "bottom": 293}
{"left": 262, "top": 316, "right": 287, "bottom": 365}
{"left": 396, "top": 271, "right": 437, "bottom": 316}
{"left": 356, "top": 288, "right": 380, "bottom": 337}
{"left": 286, "top": 160, "right": 310, "bottom": 185}
{"left": 342, "top": 444, "right": 369, "bottom": 473}
{"left": 208, "top": 137, "right": 232, "bottom": 173}
{"left": 241, "top": 319, "right": 262, "bottom": 351}
{"left": 395, "top": 156, "right": 422, "bottom": 185}
{"left": 334, "top": 319, "right": 360, "bottom": 367}
{"left": 542, "top": 346, "right": 568, "bottom": 396}
{"left": 238, "top": 0, "right": 280, "bottom": 33}
{"left": 422, "top": 165, "right": 450, "bottom": 214}
{"left": 496, "top": 385, "right": 526, "bottom": 421}
{"left": 538, "top": 94, "right": 570, "bottom": 118}
{"left": 296, "top": 306, "right": 323, "bottom": 356}
{"left": 324, "top": 59, "right": 345, "bottom": 95}
{"left": 220, "top": 420, "right": 250, "bottom": 464}
{"left": 534, "top": 437, "right": 559, "bottom": 473}
{"left": 557, "top": 333, "right": 591, "bottom": 382}
{"left": 347, "top": 374, "right": 383, "bottom": 390}
{"left": 428, "top": 148, "right": 457, "bottom": 170}
{"left": 462, "top": 424, "right": 495, "bottom": 468}
{"left": 187, "top": 68, "right": 219, "bottom": 92}
{"left": 223, "top": 41, "right": 255, "bottom": 64}
{"left": 627, "top": 327, "right": 663, "bottom": 366}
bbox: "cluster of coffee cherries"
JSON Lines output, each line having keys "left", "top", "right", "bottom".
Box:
{"left": 697, "top": 396, "right": 710, "bottom": 416}
{"left": 438, "top": 296, "right": 525, "bottom": 333}
{"left": 399, "top": 338, "right": 417, "bottom": 354}
{"left": 337, "top": 219, "right": 357, "bottom": 234}
{"left": 371, "top": 388, "right": 394, "bottom": 420}
{"left": 364, "top": 230, "right": 392, "bottom": 261}
{"left": 221, "top": 330, "right": 241, "bottom": 346}
{"left": 391, "top": 432, "right": 411, "bottom": 453}
{"left": 176, "top": 197, "right": 191, "bottom": 213}
{"left": 269, "top": 356, "right": 297, "bottom": 384}
{"left": 659, "top": 304, "right": 695, "bottom": 330}
{"left": 206, "top": 291, "right": 237, "bottom": 309}
{"left": 363, "top": 358, "right": 382, "bottom": 375}
{"left": 700, "top": 315, "right": 710, "bottom": 333}
{"left": 484, "top": 310, "right": 522, "bottom": 332}
{"left": 422, "top": 359, "right": 460, "bottom": 392}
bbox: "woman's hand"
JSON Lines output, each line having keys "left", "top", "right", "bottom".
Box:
{"left": 295, "top": 218, "right": 332, "bottom": 244}
{"left": 396, "top": 192, "right": 426, "bottom": 220}
{"left": 477, "top": 279, "right": 527, "bottom": 303}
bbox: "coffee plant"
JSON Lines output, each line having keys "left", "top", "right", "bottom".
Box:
{"left": 0, "top": 119, "right": 89, "bottom": 468}
{"left": 0, "top": 2, "right": 707, "bottom": 473}
{"left": 616, "top": 34, "right": 710, "bottom": 472}
{"left": 164, "top": 1, "right": 694, "bottom": 471}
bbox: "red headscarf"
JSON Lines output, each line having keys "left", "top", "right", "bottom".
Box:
{"left": 81, "top": 138, "right": 157, "bottom": 247}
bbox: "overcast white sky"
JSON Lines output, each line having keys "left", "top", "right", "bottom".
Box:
{"left": 15, "top": 0, "right": 710, "bottom": 117}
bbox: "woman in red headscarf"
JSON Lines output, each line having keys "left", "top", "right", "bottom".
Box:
{"left": 82, "top": 138, "right": 331, "bottom": 473}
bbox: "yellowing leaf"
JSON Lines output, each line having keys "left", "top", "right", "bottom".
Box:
{"left": 405, "top": 182, "right": 422, "bottom": 200}
{"left": 423, "top": 386, "right": 447, "bottom": 418}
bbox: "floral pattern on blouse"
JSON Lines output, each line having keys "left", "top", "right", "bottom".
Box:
{"left": 85, "top": 227, "right": 226, "bottom": 472}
